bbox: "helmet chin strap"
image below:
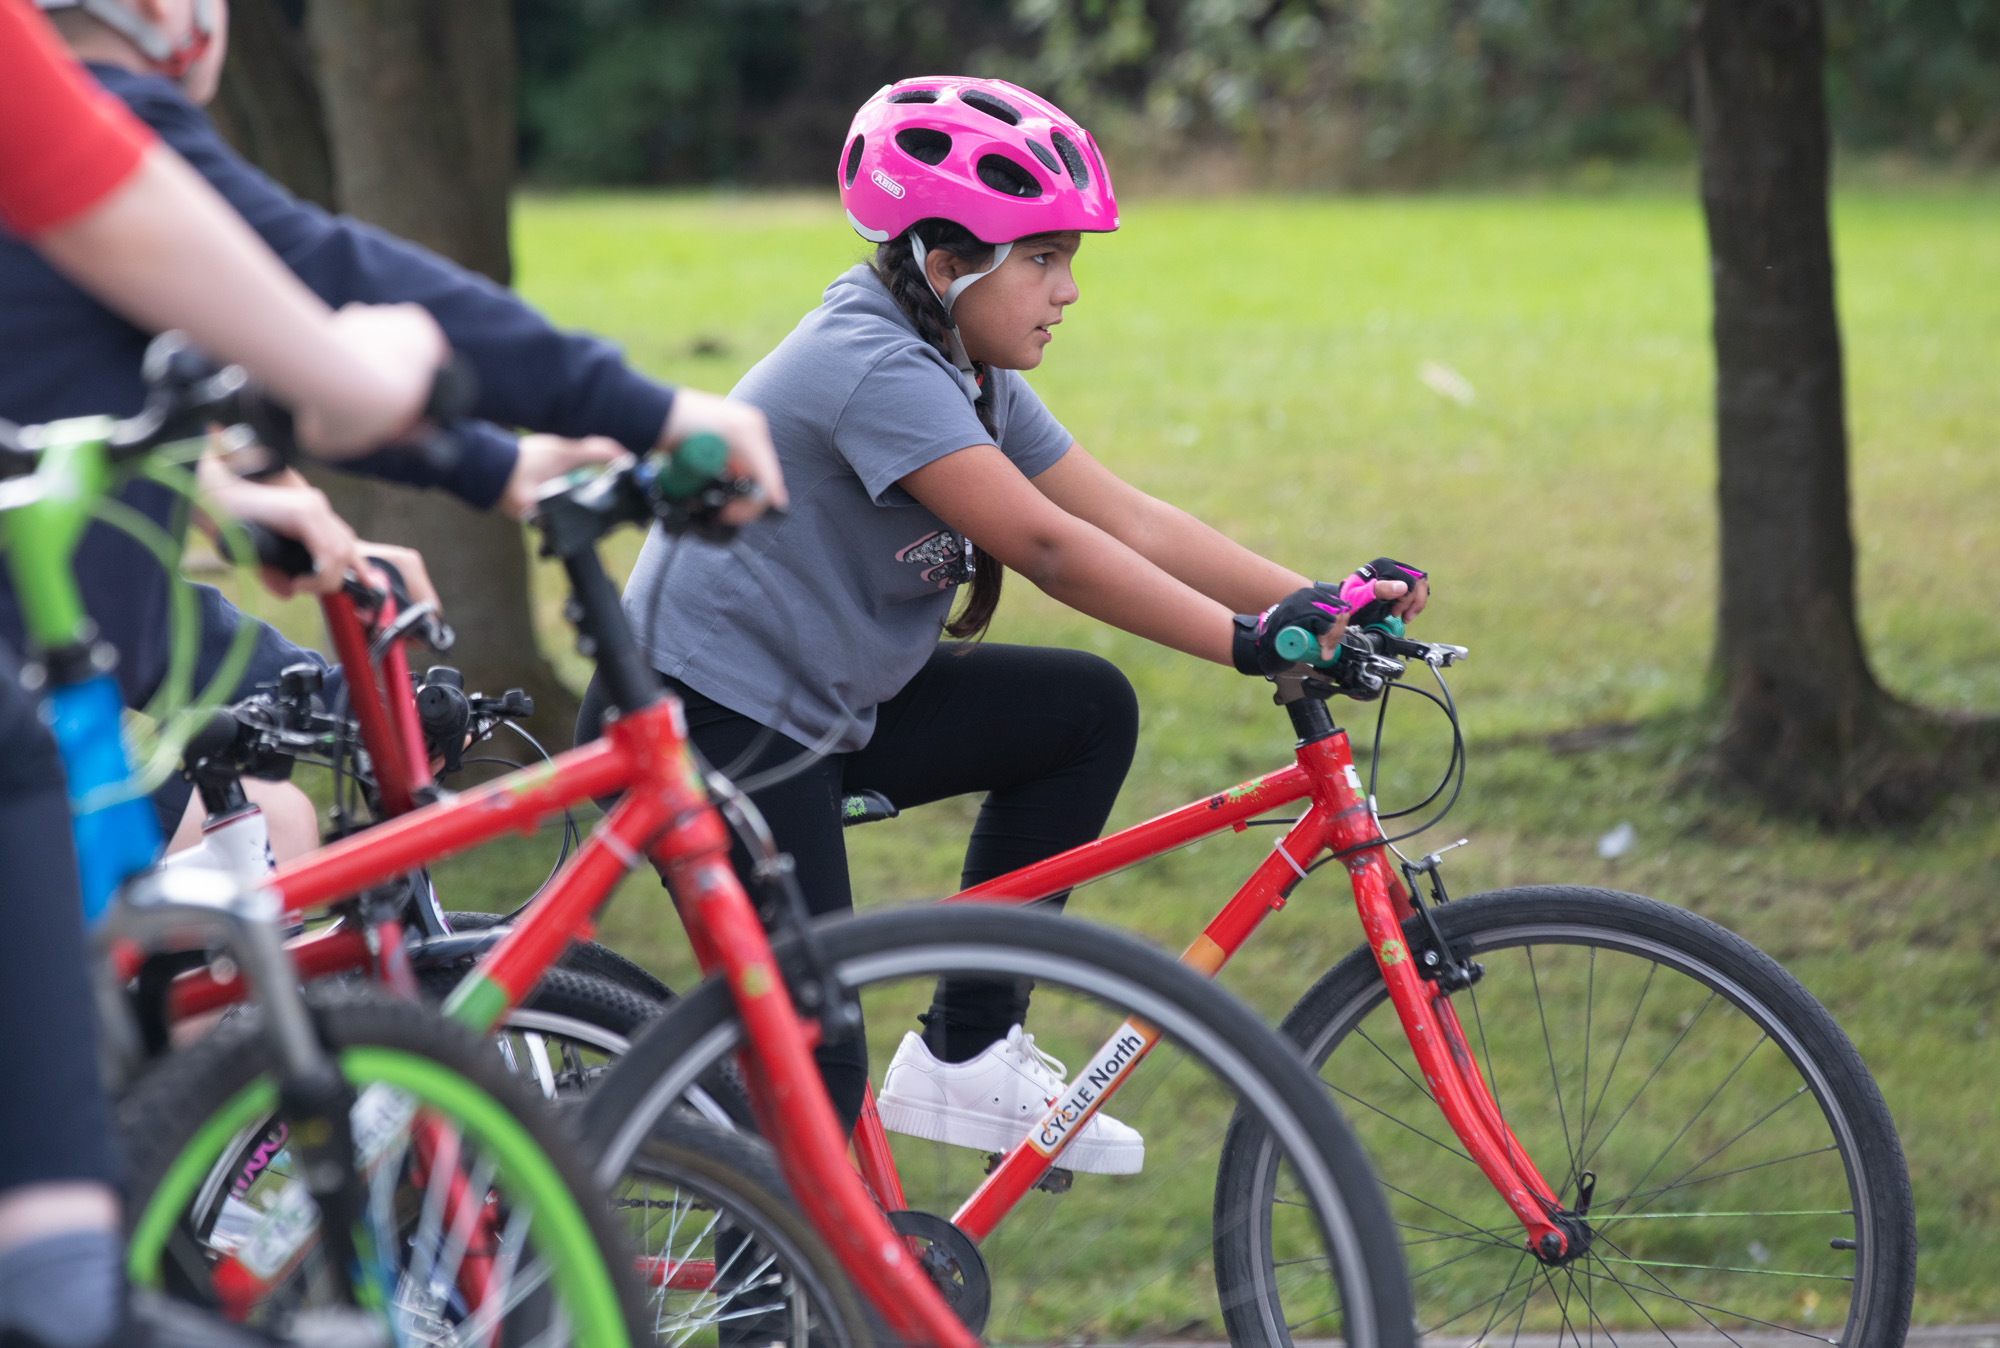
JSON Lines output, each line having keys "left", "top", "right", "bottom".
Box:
{"left": 911, "top": 234, "right": 1013, "bottom": 384}
{"left": 42, "top": 0, "right": 216, "bottom": 81}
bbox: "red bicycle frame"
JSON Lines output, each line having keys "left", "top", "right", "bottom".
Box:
{"left": 851, "top": 697, "right": 1577, "bottom": 1261}
{"left": 159, "top": 585, "right": 978, "bottom": 1346}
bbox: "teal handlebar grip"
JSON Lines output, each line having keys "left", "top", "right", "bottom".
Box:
{"left": 654, "top": 432, "right": 728, "bottom": 500}
{"left": 1275, "top": 625, "right": 1329, "bottom": 665}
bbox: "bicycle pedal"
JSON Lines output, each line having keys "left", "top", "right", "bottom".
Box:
{"left": 984, "top": 1153, "right": 1074, "bottom": 1194}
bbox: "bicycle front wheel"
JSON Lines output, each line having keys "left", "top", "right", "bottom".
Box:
{"left": 1223, "top": 885, "right": 1914, "bottom": 1347}
{"left": 580, "top": 904, "right": 1415, "bottom": 1348}
{"left": 118, "top": 990, "right": 646, "bottom": 1348}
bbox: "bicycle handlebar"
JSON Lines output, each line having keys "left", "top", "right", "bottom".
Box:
{"left": 1273, "top": 619, "right": 1469, "bottom": 699}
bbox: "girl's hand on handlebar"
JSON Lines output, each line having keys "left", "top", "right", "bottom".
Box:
{"left": 292, "top": 303, "right": 450, "bottom": 458}
{"left": 659, "top": 389, "right": 787, "bottom": 523}
{"left": 194, "top": 451, "right": 366, "bottom": 598}
{"left": 500, "top": 434, "right": 625, "bottom": 519}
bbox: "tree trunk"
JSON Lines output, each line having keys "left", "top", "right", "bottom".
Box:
{"left": 209, "top": 0, "right": 336, "bottom": 210}
{"left": 1693, "top": 0, "right": 1936, "bottom": 822}
{"left": 305, "top": 0, "right": 580, "bottom": 734}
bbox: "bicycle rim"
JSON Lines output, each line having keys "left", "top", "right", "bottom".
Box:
{"left": 581, "top": 905, "right": 1413, "bottom": 1348}
{"left": 123, "top": 1001, "right": 638, "bottom": 1348}
{"left": 1266, "top": 885, "right": 1913, "bottom": 1346}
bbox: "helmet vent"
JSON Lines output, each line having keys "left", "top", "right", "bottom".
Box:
{"left": 889, "top": 88, "right": 940, "bottom": 104}
{"left": 976, "top": 153, "right": 1042, "bottom": 199}
{"left": 843, "top": 135, "right": 866, "bottom": 187}
{"left": 1049, "top": 131, "right": 1091, "bottom": 189}
{"left": 960, "top": 89, "right": 1023, "bottom": 125}
{"left": 895, "top": 128, "right": 953, "bottom": 166}
{"left": 1028, "top": 141, "right": 1062, "bottom": 175}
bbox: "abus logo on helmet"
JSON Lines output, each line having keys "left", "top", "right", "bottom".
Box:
{"left": 871, "top": 168, "right": 905, "bottom": 199}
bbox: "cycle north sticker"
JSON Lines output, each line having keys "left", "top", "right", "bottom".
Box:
{"left": 1028, "top": 1025, "right": 1147, "bottom": 1157}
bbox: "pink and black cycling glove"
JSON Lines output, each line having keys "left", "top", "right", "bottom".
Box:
{"left": 1231, "top": 558, "right": 1427, "bottom": 676}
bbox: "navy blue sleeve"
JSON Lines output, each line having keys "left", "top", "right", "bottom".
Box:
{"left": 106, "top": 71, "right": 676, "bottom": 457}
{"left": 341, "top": 419, "right": 519, "bottom": 511}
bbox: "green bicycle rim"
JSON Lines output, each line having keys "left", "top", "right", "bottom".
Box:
{"left": 129, "top": 1046, "right": 629, "bottom": 1348}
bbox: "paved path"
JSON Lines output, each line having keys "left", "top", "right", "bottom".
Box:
{"left": 1285, "top": 1329, "right": 2000, "bottom": 1348}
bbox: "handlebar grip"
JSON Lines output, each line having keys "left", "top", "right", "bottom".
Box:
{"left": 423, "top": 354, "right": 480, "bottom": 424}
{"left": 653, "top": 432, "right": 729, "bottom": 500}
{"left": 180, "top": 706, "right": 246, "bottom": 767}
{"left": 1274, "top": 625, "right": 1333, "bottom": 666}
{"left": 221, "top": 520, "right": 316, "bottom": 578}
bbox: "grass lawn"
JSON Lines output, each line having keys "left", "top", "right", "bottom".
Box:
{"left": 229, "top": 184, "right": 2000, "bottom": 1323}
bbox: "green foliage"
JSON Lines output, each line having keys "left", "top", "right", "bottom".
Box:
{"left": 1001, "top": 0, "right": 1694, "bottom": 183}
{"left": 513, "top": 0, "right": 1021, "bottom": 184}
{"left": 513, "top": 0, "right": 2000, "bottom": 185}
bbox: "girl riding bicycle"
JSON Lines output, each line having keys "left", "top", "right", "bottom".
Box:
{"left": 588, "top": 77, "right": 1429, "bottom": 1170}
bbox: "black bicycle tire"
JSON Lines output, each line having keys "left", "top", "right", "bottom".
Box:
{"left": 116, "top": 988, "right": 649, "bottom": 1347}
{"left": 416, "top": 961, "right": 755, "bottom": 1126}
{"left": 620, "top": 1114, "right": 878, "bottom": 1348}
{"left": 417, "top": 962, "right": 663, "bottom": 1046}
{"left": 576, "top": 903, "right": 1416, "bottom": 1348}
{"left": 1232, "top": 884, "right": 1915, "bottom": 1348}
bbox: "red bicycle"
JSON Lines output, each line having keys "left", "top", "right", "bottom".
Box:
{"left": 132, "top": 449, "right": 1419, "bottom": 1348}
{"left": 584, "top": 625, "right": 1915, "bottom": 1346}
{"left": 155, "top": 517, "right": 901, "bottom": 1344}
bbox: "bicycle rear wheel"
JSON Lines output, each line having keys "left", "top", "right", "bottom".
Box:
{"left": 1221, "top": 885, "right": 1914, "bottom": 1347}
{"left": 118, "top": 990, "right": 646, "bottom": 1348}
{"left": 618, "top": 1115, "right": 876, "bottom": 1348}
{"left": 579, "top": 905, "right": 1415, "bottom": 1348}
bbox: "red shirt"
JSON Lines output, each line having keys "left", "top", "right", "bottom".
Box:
{"left": 0, "top": 0, "right": 153, "bottom": 238}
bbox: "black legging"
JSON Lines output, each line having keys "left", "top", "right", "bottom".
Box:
{"left": 0, "top": 643, "right": 117, "bottom": 1194}
{"left": 579, "top": 642, "right": 1139, "bottom": 1127}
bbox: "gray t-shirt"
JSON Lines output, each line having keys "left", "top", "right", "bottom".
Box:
{"left": 622, "top": 265, "right": 1074, "bottom": 752}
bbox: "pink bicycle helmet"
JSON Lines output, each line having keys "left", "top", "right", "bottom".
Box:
{"left": 839, "top": 77, "right": 1120, "bottom": 245}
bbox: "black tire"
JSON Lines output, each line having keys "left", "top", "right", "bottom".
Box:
{"left": 118, "top": 989, "right": 648, "bottom": 1348}
{"left": 617, "top": 1115, "right": 876, "bottom": 1348}
{"left": 1224, "top": 885, "right": 1915, "bottom": 1347}
{"left": 442, "top": 912, "right": 673, "bottom": 1004}
{"left": 579, "top": 904, "right": 1415, "bottom": 1348}
{"left": 417, "top": 962, "right": 752, "bottom": 1126}
{"left": 416, "top": 963, "right": 661, "bottom": 1103}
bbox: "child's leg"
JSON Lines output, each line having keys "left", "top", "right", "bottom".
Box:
{"left": 577, "top": 674, "right": 867, "bottom": 1128}
{"left": 846, "top": 644, "right": 1139, "bottom": 1061}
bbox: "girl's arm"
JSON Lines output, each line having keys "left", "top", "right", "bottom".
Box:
{"left": 902, "top": 445, "right": 1243, "bottom": 665}
{"left": 1027, "top": 444, "right": 1310, "bottom": 612}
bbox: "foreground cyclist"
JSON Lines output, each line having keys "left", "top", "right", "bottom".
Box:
{"left": 590, "top": 77, "right": 1428, "bottom": 1168}
{"left": 0, "top": 5, "right": 455, "bottom": 1345}
{"left": 10, "top": 0, "right": 785, "bottom": 841}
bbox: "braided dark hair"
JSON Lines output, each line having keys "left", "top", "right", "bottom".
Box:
{"left": 872, "top": 218, "right": 1005, "bottom": 641}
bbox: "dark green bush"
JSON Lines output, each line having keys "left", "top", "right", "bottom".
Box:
{"left": 512, "top": 0, "right": 2000, "bottom": 185}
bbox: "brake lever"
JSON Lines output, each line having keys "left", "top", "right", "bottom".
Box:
{"left": 368, "top": 600, "right": 455, "bottom": 660}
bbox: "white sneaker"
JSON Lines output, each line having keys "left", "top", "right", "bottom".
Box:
{"left": 875, "top": 1024, "right": 1144, "bottom": 1175}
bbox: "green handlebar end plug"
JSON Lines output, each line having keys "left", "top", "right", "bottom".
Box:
{"left": 655, "top": 431, "right": 729, "bottom": 500}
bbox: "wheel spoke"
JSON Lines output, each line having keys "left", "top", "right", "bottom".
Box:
{"left": 1578, "top": 989, "right": 1717, "bottom": 1176}
{"left": 1604, "top": 1031, "right": 1770, "bottom": 1218}
{"left": 1526, "top": 946, "right": 1579, "bottom": 1180}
